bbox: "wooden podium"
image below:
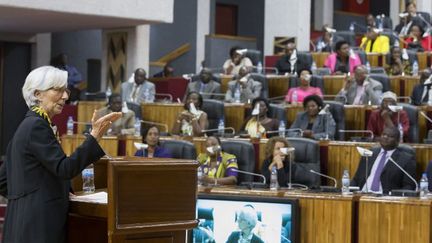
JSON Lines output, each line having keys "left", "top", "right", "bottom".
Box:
{"left": 68, "top": 157, "right": 199, "bottom": 243}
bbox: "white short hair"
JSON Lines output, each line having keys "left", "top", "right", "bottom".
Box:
{"left": 237, "top": 205, "right": 258, "bottom": 228}
{"left": 22, "top": 66, "right": 68, "bottom": 108}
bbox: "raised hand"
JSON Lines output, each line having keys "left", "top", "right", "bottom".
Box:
{"left": 90, "top": 110, "right": 122, "bottom": 140}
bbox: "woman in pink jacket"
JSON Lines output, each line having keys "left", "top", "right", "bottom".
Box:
{"left": 324, "top": 40, "right": 362, "bottom": 74}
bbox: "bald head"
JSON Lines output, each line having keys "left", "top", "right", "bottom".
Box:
{"left": 134, "top": 68, "right": 147, "bottom": 85}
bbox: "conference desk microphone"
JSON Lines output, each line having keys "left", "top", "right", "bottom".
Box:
{"left": 387, "top": 157, "right": 420, "bottom": 197}
{"left": 309, "top": 170, "right": 340, "bottom": 193}
{"left": 231, "top": 168, "right": 267, "bottom": 190}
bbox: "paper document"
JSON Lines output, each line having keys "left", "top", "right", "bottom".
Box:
{"left": 71, "top": 191, "right": 107, "bottom": 204}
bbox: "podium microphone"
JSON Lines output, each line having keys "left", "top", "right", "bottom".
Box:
{"left": 266, "top": 128, "right": 304, "bottom": 137}
{"left": 420, "top": 111, "right": 432, "bottom": 124}
{"left": 231, "top": 168, "right": 266, "bottom": 188}
{"left": 309, "top": 170, "right": 337, "bottom": 188}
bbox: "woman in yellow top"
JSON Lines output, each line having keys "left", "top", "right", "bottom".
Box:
{"left": 360, "top": 28, "right": 390, "bottom": 54}
{"left": 196, "top": 136, "right": 238, "bottom": 185}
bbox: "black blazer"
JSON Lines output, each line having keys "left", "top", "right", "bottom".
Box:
{"left": 0, "top": 110, "right": 105, "bottom": 243}
{"left": 411, "top": 84, "right": 427, "bottom": 106}
{"left": 351, "top": 147, "right": 416, "bottom": 194}
{"left": 261, "top": 158, "right": 319, "bottom": 187}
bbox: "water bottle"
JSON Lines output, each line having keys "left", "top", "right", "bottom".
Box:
{"left": 278, "top": 120, "right": 286, "bottom": 137}
{"left": 134, "top": 117, "right": 141, "bottom": 136}
{"left": 269, "top": 166, "right": 279, "bottom": 190}
{"left": 413, "top": 61, "right": 419, "bottom": 76}
{"left": 394, "top": 39, "right": 400, "bottom": 48}
{"left": 66, "top": 116, "right": 74, "bottom": 135}
{"left": 197, "top": 166, "right": 203, "bottom": 186}
{"left": 398, "top": 123, "right": 404, "bottom": 143}
{"left": 341, "top": 169, "right": 350, "bottom": 195}
{"left": 257, "top": 61, "right": 263, "bottom": 74}
{"left": 420, "top": 173, "right": 429, "bottom": 198}
{"left": 366, "top": 61, "right": 371, "bottom": 74}
{"left": 311, "top": 61, "right": 317, "bottom": 75}
{"left": 349, "top": 22, "right": 355, "bottom": 32}
{"left": 82, "top": 164, "right": 95, "bottom": 193}
{"left": 217, "top": 118, "right": 225, "bottom": 137}
{"left": 105, "top": 87, "right": 112, "bottom": 102}
{"left": 292, "top": 90, "right": 298, "bottom": 105}
{"left": 378, "top": 20, "right": 383, "bottom": 30}
{"left": 234, "top": 88, "right": 241, "bottom": 103}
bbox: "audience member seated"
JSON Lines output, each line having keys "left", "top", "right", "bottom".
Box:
{"left": 275, "top": 40, "right": 309, "bottom": 75}
{"left": 172, "top": 91, "right": 208, "bottom": 136}
{"left": 261, "top": 137, "right": 317, "bottom": 188}
{"left": 288, "top": 95, "right": 336, "bottom": 140}
{"left": 51, "top": 53, "right": 83, "bottom": 102}
{"left": 152, "top": 63, "right": 174, "bottom": 78}
{"left": 95, "top": 93, "right": 135, "bottom": 136}
{"left": 196, "top": 136, "right": 238, "bottom": 186}
{"left": 134, "top": 125, "right": 172, "bottom": 158}
{"left": 240, "top": 98, "right": 279, "bottom": 138}
{"left": 395, "top": 2, "right": 423, "bottom": 36}
{"left": 411, "top": 68, "right": 432, "bottom": 105}
{"left": 121, "top": 68, "right": 155, "bottom": 104}
{"left": 366, "top": 14, "right": 377, "bottom": 28}
{"left": 367, "top": 91, "right": 409, "bottom": 142}
{"left": 336, "top": 65, "right": 383, "bottom": 105}
{"left": 404, "top": 24, "right": 432, "bottom": 52}
{"left": 315, "top": 25, "right": 343, "bottom": 53}
{"left": 185, "top": 68, "right": 221, "bottom": 100}
{"left": 223, "top": 46, "right": 253, "bottom": 75}
{"left": 226, "top": 205, "right": 264, "bottom": 243}
{"left": 324, "top": 40, "right": 361, "bottom": 75}
{"left": 285, "top": 69, "right": 323, "bottom": 104}
{"left": 384, "top": 46, "right": 412, "bottom": 75}
{"left": 351, "top": 127, "right": 416, "bottom": 194}
{"left": 225, "top": 66, "right": 262, "bottom": 103}
{"left": 360, "top": 27, "right": 390, "bottom": 54}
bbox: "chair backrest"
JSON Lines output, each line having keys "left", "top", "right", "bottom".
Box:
{"left": 314, "top": 67, "right": 331, "bottom": 76}
{"left": 325, "top": 101, "right": 345, "bottom": 141}
{"left": 380, "top": 31, "right": 396, "bottom": 46}
{"left": 399, "top": 103, "right": 419, "bottom": 143}
{"left": 245, "top": 49, "right": 262, "bottom": 66}
{"left": 333, "top": 31, "right": 356, "bottom": 46}
{"left": 297, "top": 51, "right": 313, "bottom": 69}
{"left": 370, "top": 67, "right": 386, "bottom": 75}
{"left": 286, "top": 137, "right": 320, "bottom": 186}
{"left": 126, "top": 102, "right": 141, "bottom": 120}
{"left": 85, "top": 92, "right": 107, "bottom": 101}
{"left": 369, "top": 74, "right": 390, "bottom": 92}
{"left": 202, "top": 99, "right": 224, "bottom": 135}
{"left": 288, "top": 75, "right": 324, "bottom": 93}
{"left": 417, "top": 12, "right": 431, "bottom": 25}
{"left": 250, "top": 73, "right": 268, "bottom": 99}
{"left": 221, "top": 140, "right": 255, "bottom": 185}
{"left": 355, "top": 50, "right": 367, "bottom": 64}
{"left": 160, "top": 140, "right": 197, "bottom": 160}
{"left": 269, "top": 104, "right": 287, "bottom": 123}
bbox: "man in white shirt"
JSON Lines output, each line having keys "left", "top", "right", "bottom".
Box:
{"left": 351, "top": 127, "right": 416, "bottom": 194}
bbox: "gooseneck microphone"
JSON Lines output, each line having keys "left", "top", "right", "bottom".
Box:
{"left": 309, "top": 170, "right": 337, "bottom": 188}
{"left": 231, "top": 168, "right": 266, "bottom": 186}
{"left": 388, "top": 157, "right": 418, "bottom": 192}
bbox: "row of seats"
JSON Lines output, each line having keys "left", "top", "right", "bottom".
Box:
{"left": 162, "top": 137, "right": 320, "bottom": 186}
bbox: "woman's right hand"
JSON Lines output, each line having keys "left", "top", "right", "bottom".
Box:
{"left": 90, "top": 111, "right": 122, "bottom": 141}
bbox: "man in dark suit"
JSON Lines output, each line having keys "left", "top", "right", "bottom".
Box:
{"left": 411, "top": 68, "right": 432, "bottom": 106}
{"left": 275, "top": 41, "right": 310, "bottom": 75}
{"left": 184, "top": 68, "right": 221, "bottom": 100}
{"left": 351, "top": 127, "right": 416, "bottom": 194}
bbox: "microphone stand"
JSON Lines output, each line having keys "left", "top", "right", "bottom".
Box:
{"left": 231, "top": 168, "right": 266, "bottom": 189}
{"left": 388, "top": 157, "right": 419, "bottom": 196}
{"left": 285, "top": 152, "right": 308, "bottom": 191}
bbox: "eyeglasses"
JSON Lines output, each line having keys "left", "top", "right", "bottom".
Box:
{"left": 50, "top": 87, "right": 71, "bottom": 96}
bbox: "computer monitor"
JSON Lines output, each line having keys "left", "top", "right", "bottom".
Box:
{"left": 190, "top": 194, "right": 299, "bottom": 243}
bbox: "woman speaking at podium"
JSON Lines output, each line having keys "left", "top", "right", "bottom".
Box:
{"left": 0, "top": 66, "right": 121, "bottom": 243}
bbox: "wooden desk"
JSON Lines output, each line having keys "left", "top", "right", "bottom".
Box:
{"left": 323, "top": 75, "right": 346, "bottom": 96}
{"left": 224, "top": 103, "right": 248, "bottom": 132}
{"left": 77, "top": 101, "right": 105, "bottom": 134}
{"left": 141, "top": 103, "right": 184, "bottom": 132}
{"left": 389, "top": 75, "right": 420, "bottom": 98}
{"left": 311, "top": 52, "right": 330, "bottom": 68}
{"left": 267, "top": 75, "right": 290, "bottom": 98}
{"left": 199, "top": 187, "right": 355, "bottom": 243}
{"left": 69, "top": 158, "right": 199, "bottom": 243}
{"left": 61, "top": 134, "right": 119, "bottom": 156}
{"left": 358, "top": 196, "right": 432, "bottom": 243}
{"left": 416, "top": 52, "right": 430, "bottom": 70}
{"left": 220, "top": 74, "right": 234, "bottom": 93}
{"left": 366, "top": 53, "right": 383, "bottom": 67}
